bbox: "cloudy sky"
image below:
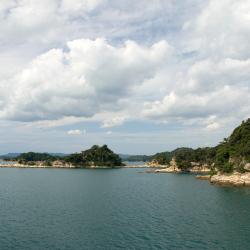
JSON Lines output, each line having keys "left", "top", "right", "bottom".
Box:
{"left": 0, "top": 0, "right": 249, "bottom": 154}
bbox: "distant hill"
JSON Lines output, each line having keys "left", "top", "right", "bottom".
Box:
{"left": 0, "top": 152, "right": 68, "bottom": 160}
{"left": 16, "top": 152, "right": 58, "bottom": 162}
{"left": 120, "top": 154, "right": 151, "bottom": 162}
{"left": 0, "top": 153, "right": 21, "bottom": 159}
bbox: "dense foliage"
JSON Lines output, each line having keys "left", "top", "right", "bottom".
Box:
{"left": 150, "top": 151, "right": 173, "bottom": 165}
{"left": 150, "top": 147, "right": 217, "bottom": 170}
{"left": 13, "top": 145, "right": 123, "bottom": 168}
{"left": 65, "top": 145, "right": 123, "bottom": 167}
{"left": 215, "top": 119, "right": 250, "bottom": 173}
{"left": 16, "top": 152, "right": 57, "bottom": 163}
{"left": 125, "top": 155, "right": 151, "bottom": 162}
{"left": 150, "top": 119, "right": 250, "bottom": 173}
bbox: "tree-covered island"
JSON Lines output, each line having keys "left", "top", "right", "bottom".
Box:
{"left": 146, "top": 119, "right": 250, "bottom": 186}
{"left": 148, "top": 118, "right": 250, "bottom": 174}
{"left": 13, "top": 145, "right": 123, "bottom": 168}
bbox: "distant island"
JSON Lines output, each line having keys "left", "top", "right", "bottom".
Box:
{"left": 1, "top": 145, "right": 124, "bottom": 168}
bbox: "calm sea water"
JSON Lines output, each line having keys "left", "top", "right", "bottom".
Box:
{"left": 0, "top": 168, "right": 250, "bottom": 250}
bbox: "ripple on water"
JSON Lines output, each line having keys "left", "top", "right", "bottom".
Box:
{"left": 0, "top": 168, "right": 249, "bottom": 250}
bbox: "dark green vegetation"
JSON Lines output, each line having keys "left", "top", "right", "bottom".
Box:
{"left": 150, "top": 119, "right": 250, "bottom": 173}
{"left": 64, "top": 145, "right": 123, "bottom": 167}
{"left": 13, "top": 145, "right": 123, "bottom": 168}
{"left": 1, "top": 152, "right": 67, "bottom": 161}
{"left": 121, "top": 154, "right": 151, "bottom": 162}
{"left": 215, "top": 119, "right": 250, "bottom": 173}
{"left": 151, "top": 147, "right": 217, "bottom": 171}
{"left": 16, "top": 152, "right": 57, "bottom": 165}
{"left": 0, "top": 153, "right": 21, "bottom": 160}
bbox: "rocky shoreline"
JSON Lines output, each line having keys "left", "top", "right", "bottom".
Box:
{"left": 2, "top": 163, "right": 250, "bottom": 187}
{"left": 195, "top": 173, "right": 250, "bottom": 187}
{"left": 147, "top": 163, "right": 250, "bottom": 187}
{"left": 0, "top": 163, "right": 118, "bottom": 169}
{"left": 0, "top": 163, "right": 75, "bottom": 168}
{"left": 210, "top": 173, "right": 250, "bottom": 186}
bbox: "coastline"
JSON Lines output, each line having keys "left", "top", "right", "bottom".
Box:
{"left": 0, "top": 163, "right": 121, "bottom": 169}
{"left": 146, "top": 164, "right": 250, "bottom": 187}
{"left": 195, "top": 173, "right": 250, "bottom": 187}
{"left": 210, "top": 173, "right": 250, "bottom": 187}
{"left": 2, "top": 162, "right": 250, "bottom": 187}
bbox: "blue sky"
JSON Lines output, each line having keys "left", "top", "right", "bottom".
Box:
{"left": 0, "top": 0, "right": 249, "bottom": 154}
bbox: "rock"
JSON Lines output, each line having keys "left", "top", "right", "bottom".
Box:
{"left": 169, "top": 158, "right": 178, "bottom": 169}
{"left": 147, "top": 160, "right": 165, "bottom": 168}
{"left": 244, "top": 163, "right": 250, "bottom": 171}
{"left": 156, "top": 166, "right": 181, "bottom": 173}
{"left": 190, "top": 166, "right": 211, "bottom": 173}
{"left": 196, "top": 175, "right": 211, "bottom": 180}
{"left": 210, "top": 172, "right": 250, "bottom": 186}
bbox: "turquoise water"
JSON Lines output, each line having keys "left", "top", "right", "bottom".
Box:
{"left": 0, "top": 168, "right": 250, "bottom": 250}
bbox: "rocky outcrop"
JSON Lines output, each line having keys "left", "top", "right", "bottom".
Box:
{"left": 147, "top": 160, "right": 167, "bottom": 168}
{"left": 244, "top": 163, "right": 250, "bottom": 171}
{"left": 189, "top": 162, "right": 212, "bottom": 173}
{"left": 210, "top": 172, "right": 250, "bottom": 186}
{"left": 154, "top": 166, "right": 181, "bottom": 173}
{"left": 190, "top": 166, "right": 211, "bottom": 173}
{"left": 153, "top": 158, "right": 182, "bottom": 173}
{"left": 196, "top": 175, "right": 211, "bottom": 180}
{"left": 149, "top": 158, "right": 212, "bottom": 174}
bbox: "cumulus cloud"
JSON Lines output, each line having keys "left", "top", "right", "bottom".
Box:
{"left": 189, "top": 0, "right": 250, "bottom": 59}
{"left": 0, "top": 38, "right": 173, "bottom": 122}
{"left": 143, "top": 0, "right": 250, "bottom": 128}
{"left": 0, "top": 0, "right": 106, "bottom": 46}
{"left": 0, "top": 0, "right": 249, "bottom": 135}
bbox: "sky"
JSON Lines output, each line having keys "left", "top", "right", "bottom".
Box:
{"left": 0, "top": 0, "right": 249, "bottom": 155}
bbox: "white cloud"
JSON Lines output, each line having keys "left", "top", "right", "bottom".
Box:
{"left": 0, "top": 0, "right": 249, "bottom": 151}
{"left": 206, "top": 122, "right": 220, "bottom": 131}
{"left": 67, "top": 129, "right": 85, "bottom": 135}
{"left": 142, "top": 0, "right": 250, "bottom": 127}
{"left": 0, "top": 38, "right": 173, "bottom": 122}
{"left": 102, "top": 116, "right": 127, "bottom": 128}
{"left": 60, "top": 0, "right": 105, "bottom": 14}
{"left": 0, "top": 0, "right": 106, "bottom": 46}
{"left": 184, "top": 0, "right": 250, "bottom": 59}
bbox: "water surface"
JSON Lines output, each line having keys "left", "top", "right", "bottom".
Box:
{"left": 0, "top": 168, "right": 250, "bottom": 250}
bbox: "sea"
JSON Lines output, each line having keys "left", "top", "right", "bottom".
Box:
{"left": 0, "top": 167, "right": 250, "bottom": 250}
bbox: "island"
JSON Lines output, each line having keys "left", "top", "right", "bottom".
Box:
{"left": 148, "top": 118, "right": 250, "bottom": 186}
{"left": 0, "top": 145, "right": 124, "bottom": 168}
